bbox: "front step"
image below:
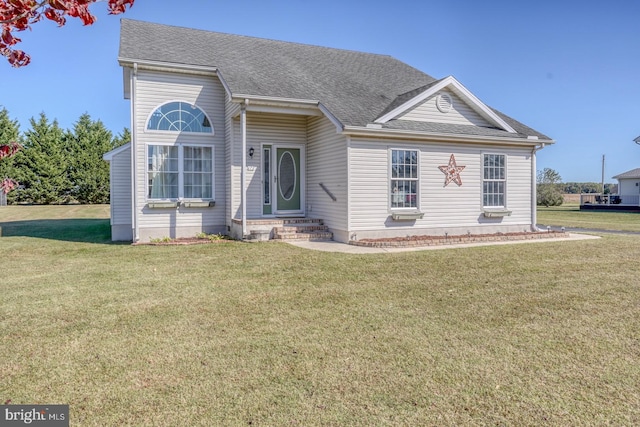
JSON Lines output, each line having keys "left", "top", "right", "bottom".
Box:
{"left": 272, "top": 219, "right": 333, "bottom": 242}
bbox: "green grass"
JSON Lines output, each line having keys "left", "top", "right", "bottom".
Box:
{"left": 538, "top": 204, "right": 640, "bottom": 232}
{"left": 1, "top": 205, "right": 639, "bottom": 425}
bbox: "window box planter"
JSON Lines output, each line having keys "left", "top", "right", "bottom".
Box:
{"left": 482, "top": 209, "right": 511, "bottom": 218}
{"left": 391, "top": 211, "right": 424, "bottom": 221}
{"left": 183, "top": 201, "right": 215, "bottom": 208}
{"left": 147, "top": 201, "right": 178, "bottom": 209}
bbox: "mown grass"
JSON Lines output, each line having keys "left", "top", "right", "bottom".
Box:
{"left": 1, "top": 205, "right": 639, "bottom": 425}
{"left": 538, "top": 203, "right": 640, "bottom": 232}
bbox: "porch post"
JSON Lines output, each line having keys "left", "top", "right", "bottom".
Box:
{"left": 241, "top": 100, "right": 248, "bottom": 238}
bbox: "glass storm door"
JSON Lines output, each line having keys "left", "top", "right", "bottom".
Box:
{"left": 275, "top": 147, "right": 301, "bottom": 214}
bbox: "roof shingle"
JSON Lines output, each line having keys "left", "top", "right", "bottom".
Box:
{"left": 119, "top": 19, "right": 551, "bottom": 141}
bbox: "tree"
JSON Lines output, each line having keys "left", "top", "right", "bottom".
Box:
{"left": 537, "top": 167, "right": 563, "bottom": 207}
{"left": 65, "top": 113, "right": 112, "bottom": 203}
{"left": 112, "top": 127, "right": 130, "bottom": 149}
{"left": 0, "top": 108, "right": 21, "bottom": 200}
{"left": 1, "top": 0, "right": 134, "bottom": 67}
{"left": 12, "top": 113, "right": 70, "bottom": 204}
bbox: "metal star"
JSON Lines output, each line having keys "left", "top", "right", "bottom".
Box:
{"left": 438, "top": 154, "right": 465, "bottom": 187}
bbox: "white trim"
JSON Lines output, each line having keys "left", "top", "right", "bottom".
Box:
{"left": 481, "top": 152, "right": 508, "bottom": 209}
{"left": 131, "top": 63, "right": 139, "bottom": 242}
{"left": 145, "top": 143, "right": 215, "bottom": 202}
{"left": 144, "top": 100, "right": 214, "bottom": 135}
{"left": 342, "top": 125, "right": 550, "bottom": 146}
{"left": 103, "top": 142, "right": 131, "bottom": 161}
{"left": 374, "top": 76, "right": 517, "bottom": 133}
{"left": 318, "top": 102, "right": 344, "bottom": 132}
{"left": 273, "top": 143, "right": 306, "bottom": 216}
{"left": 388, "top": 147, "right": 420, "bottom": 211}
{"left": 118, "top": 57, "right": 218, "bottom": 76}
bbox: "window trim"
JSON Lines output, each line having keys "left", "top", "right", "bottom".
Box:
{"left": 389, "top": 148, "right": 420, "bottom": 211}
{"left": 146, "top": 143, "right": 215, "bottom": 202}
{"left": 145, "top": 100, "right": 214, "bottom": 135}
{"left": 482, "top": 152, "right": 507, "bottom": 209}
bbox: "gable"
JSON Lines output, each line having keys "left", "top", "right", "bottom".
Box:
{"left": 375, "top": 76, "right": 517, "bottom": 134}
{"left": 397, "top": 89, "right": 493, "bottom": 128}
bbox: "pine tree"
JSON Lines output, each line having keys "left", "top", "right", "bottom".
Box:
{"left": 66, "top": 113, "right": 113, "bottom": 204}
{"left": 112, "top": 127, "right": 131, "bottom": 149}
{"left": 0, "top": 107, "right": 22, "bottom": 204}
{"left": 12, "top": 113, "right": 70, "bottom": 204}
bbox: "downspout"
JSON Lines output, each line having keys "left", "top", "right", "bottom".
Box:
{"left": 131, "top": 63, "right": 139, "bottom": 242}
{"left": 240, "top": 100, "right": 248, "bottom": 238}
{"left": 531, "top": 142, "right": 545, "bottom": 231}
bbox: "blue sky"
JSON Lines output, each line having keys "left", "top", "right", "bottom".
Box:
{"left": 2, "top": 0, "right": 640, "bottom": 183}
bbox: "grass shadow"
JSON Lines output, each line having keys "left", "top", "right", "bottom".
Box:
{"left": 0, "top": 218, "right": 118, "bottom": 244}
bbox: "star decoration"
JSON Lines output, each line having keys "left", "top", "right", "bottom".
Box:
{"left": 438, "top": 154, "right": 465, "bottom": 187}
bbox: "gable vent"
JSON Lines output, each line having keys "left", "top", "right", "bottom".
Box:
{"left": 436, "top": 93, "right": 453, "bottom": 113}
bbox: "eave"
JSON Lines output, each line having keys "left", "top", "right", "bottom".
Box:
{"left": 342, "top": 125, "right": 554, "bottom": 147}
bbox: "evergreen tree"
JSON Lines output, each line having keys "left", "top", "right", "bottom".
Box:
{"left": 66, "top": 113, "right": 113, "bottom": 204}
{"left": 12, "top": 113, "right": 70, "bottom": 204}
{"left": 0, "top": 107, "right": 22, "bottom": 204}
{"left": 112, "top": 127, "right": 131, "bottom": 149}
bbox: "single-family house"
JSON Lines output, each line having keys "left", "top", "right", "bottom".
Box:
{"left": 612, "top": 168, "right": 640, "bottom": 206}
{"left": 105, "top": 19, "right": 554, "bottom": 243}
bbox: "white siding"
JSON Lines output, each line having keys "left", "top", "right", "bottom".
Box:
{"left": 399, "top": 89, "right": 492, "bottom": 127}
{"left": 619, "top": 179, "right": 640, "bottom": 197}
{"left": 108, "top": 146, "right": 132, "bottom": 241}
{"left": 133, "top": 70, "right": 226, "bottom": 241}
{"left": 307, "top": 116, "right": 348, "bottom": 238}
{"left": 229, "top": 113, "right": 308, "bottom": 219}
{"left": 349, "top": 137, "right": 534, "bottom": 239}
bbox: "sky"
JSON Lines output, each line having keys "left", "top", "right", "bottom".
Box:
{"left": 2, "top": 0, "right": 640, "bottom": 183}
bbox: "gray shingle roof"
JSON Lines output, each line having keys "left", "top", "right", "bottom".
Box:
{"left": 119, "top": 19, "right": 551, "bottom": 141}
{"left": 613, "top": 168, "right": 640, "bottom": 179}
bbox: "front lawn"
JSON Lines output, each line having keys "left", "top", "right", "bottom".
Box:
{"left": 1, "top": 205, "right": 639, "bottom": 425}
{"left": 538, "top": 204, "right": 640, "bottom": 232}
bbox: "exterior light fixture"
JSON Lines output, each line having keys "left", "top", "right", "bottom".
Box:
{"left": 248, "top": 147, "right": 255, "bottom": 159}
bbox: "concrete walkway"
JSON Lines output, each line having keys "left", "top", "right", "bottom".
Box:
{"left": 287, "top": 232, "right": 601, "bottom": 254}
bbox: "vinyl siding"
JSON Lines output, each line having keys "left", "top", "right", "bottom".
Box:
{"left": 399, "top": 89, "right": 492, "bottom": 127}
{"left": 349, "top": 137, "right": 534, "bottom": 238}
{"left": 229, "top": 113, "right": 308, "bottom": 219}
{"left": 307, "top": 116, "right": 348, "bottom": 236}
{"left": 133, "top": 70, "right": 226, "bottom": 240}
{"left": 109, "top": 145, "right": 132, "bottom": 226}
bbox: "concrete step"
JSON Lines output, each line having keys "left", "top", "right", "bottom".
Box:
{"left": 272, "top": 230, "right": 334, "bottom": 241}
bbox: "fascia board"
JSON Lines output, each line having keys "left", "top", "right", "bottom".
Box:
{"left": 343, "top": 125, "right": 553, "bottom": 147}
{"left": 374, "top": 76, "right": 517, "bottom": 134}
{"left": 103, "top": 142, "right": 131, "bottom": 161}
{"left": 118, "top": 57, "right": 218, "bottom": 76}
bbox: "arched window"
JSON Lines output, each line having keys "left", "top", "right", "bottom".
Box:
{"left": 147, "top": 101, "right": 213, "bottom": 133}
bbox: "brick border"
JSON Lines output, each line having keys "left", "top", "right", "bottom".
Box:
{"left": 350, "top": 231, "right": 568, "bottom": 248}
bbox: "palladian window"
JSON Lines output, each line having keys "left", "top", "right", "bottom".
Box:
{"left": 147, "top": 101, "right": 213, "bottom": 133}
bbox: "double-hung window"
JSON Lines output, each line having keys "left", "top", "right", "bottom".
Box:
{"left": 390, "top": 149, "right": 419, "bottom": 209}
{"left": 148, "top": 145, "right": 214, "bottom": 200}
{"left": 146, "top": 101, "right": 214, "bottom": 201}
{"left": 483, "top": 153, "right": 506, "bottom": 207}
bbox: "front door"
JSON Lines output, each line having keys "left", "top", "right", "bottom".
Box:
{"left": 275, "top": 147, "right": 303, "bottom": 215}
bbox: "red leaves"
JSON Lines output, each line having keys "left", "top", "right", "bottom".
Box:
{"left": 0, "top": 141, "right": 21, "bottom": 160}
{"left": 0, "top": 177, "right": 18, "bottom": 194}
{"left": 1, "top": 142, "right": 21, "bottom": 194}
{"left": 1, "top": 0, "right": 134, "bottom": 67}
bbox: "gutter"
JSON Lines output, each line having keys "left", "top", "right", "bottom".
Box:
{"left": 343, "top": 125, "right": 554, "bottom": 147}
{"left": 131, "top": 63, "right": 139, "bottom": 242}
{"left": 531, "top": 142, "right": 547, "bottom": 231}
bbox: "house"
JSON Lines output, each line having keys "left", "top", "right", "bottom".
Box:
{"left": 105, "top": 19, "right": 554, "bottom": 243}
{"left": 612, "top": 168, "right": 640, "bottom": 206}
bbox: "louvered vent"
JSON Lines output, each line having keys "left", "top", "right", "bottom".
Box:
{"left": 436, "top": 93, "right": 453, "bottom": 113}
